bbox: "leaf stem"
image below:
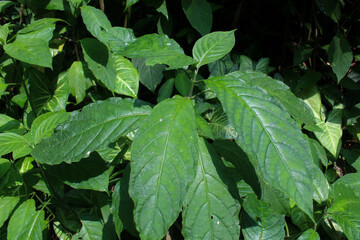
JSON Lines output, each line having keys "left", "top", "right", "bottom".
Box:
{"left": 188, "top": 68, "right": 198, "bottom": 98}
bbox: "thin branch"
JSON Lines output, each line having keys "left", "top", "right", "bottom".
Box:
{"left": 99, "top": 0, "right": 105, "bottom": 12}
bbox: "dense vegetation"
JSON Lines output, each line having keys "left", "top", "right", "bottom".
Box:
{"left": 0, "top": 0, "right": 360, "bottom": 239}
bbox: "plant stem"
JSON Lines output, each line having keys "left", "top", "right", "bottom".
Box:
{"left": 99, "top": 0, "right": 105, "bottom": 12}
{"left": 188, "top": 68, "right": 199, "bottom": 98}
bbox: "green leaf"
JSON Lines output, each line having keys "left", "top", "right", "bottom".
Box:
{"left": 112, "top": 181, "right": 124, "bottom": 238}
{"left": 0, "top": 196, "right": 20, "bottom": 228}
{"left": 0, "top": 1, "right": 14, "bottom": 12}
{"left": 315, "top": 0, "right": 341, "bottom": 23}
{"left": 125, "top": 0, "right": 139, "bottom": 10}
{"left": 17, "top": 18, "right": 61, "bottom": 42}
{"left": 328, "top": 33, "right": 353, "bottom": 81}
{"left": 81, "top": 5, "right": 112, "bottom": 41}
{"left": 239, "top": 55, "right": 254, "bottom": 72}
{"left": 4, "top": 38, "right": 52, "bottom": 68}
{"left": 157, "top": 78, "right": 174, "bottom": 102}
{"left": 297, "top": 229, "right": 320, "bottom": 240}
{"left": 193, "top": 31, "right": 236, "bottom": 68}
{"left": 121, "top": 34, "right": 196, "bottom": 69}
{"left": 68, "top": 61, "right": 92, "bottom": 103}
{"left": 205, "top": 106, "right": 237, "bottom": 139}
{"left": 327, "top": 173, "right": 360, "bottom": 240}
{"left": 0, "top": 114, "right": 21, "bottom": 132}
{"left": 0, "top": 158, "right": 11, "bottom": 178}
{"left": 100, "top": 27, "right": 136, "bottom": 53}
{"left": 0, "top": 133, "right": 30, "bottom": 156}
{"left": 298, "top": 86, "right": 323, "bottom": 121}
{"left": 129, "top": 96, "right": 198, "bottom": 240}
{"left": 182, "top": 138, "right": 240, "bottom": 240}
{"left": 81, "top": 38, "right": 117, "bottom": 91}
{"left": 195, "top": 114, "right": 214, "bottom": 140}
{"left": 311, "top": 165, "right": 329, "bottom": 203}
{"left": 27, "top": 69, "right": 55, "bottom": 115}
{"left": 44, "top": 152, "right": 109, "bottom": 192}
{"left": 229, "top": 71, "right": 319, "bottom": 129}
{"left": 114, "top": 55, "right": 139, "bottom": 97}
{"left": 293, "top": 45, "right": 313, "bottom": 66}
{"left": 205, "top": 75, "right": 315, "bottom": 219}
{"left": 133, "top": 58, "right": 165, "bottom": 92}
{"left": 255, "top": 58, "right": 270, "bottom": 74}
{"left": 308, "top": 138, "right": 329, "bottom": 167}
{"left": 72, "top": 215, "right": 104, "bottom": 240}
{"left": 31, "top": 111, "right": 70, "bottom": 144}
{"left": 241, "top": 194, "right": 285, "bottom": 240}
{"left": 44, "top": 71, "right": 70, "bottom": 112}
{"left": 0, "top": 23, "right": 10, "bottom": 45}
{"left": 7, "top": 199, "right": 46, "bottom": 240}
{"left": 174, "top": 72, "right": 190, "bottom": 96}
{"left": 32, "top": 98, "right": 151, "bottom": 164}
{"left": 314, "top": 104, "right": 343, "bottom": 157}
{"left": 182, "top": 0, "right": 212, "bottom": 36}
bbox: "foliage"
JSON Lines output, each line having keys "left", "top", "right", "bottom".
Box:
{"left": 0, "top": 0, "right": 360, "bottom": 239}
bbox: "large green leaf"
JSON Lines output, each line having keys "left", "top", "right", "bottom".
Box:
{"left": 0, "top": 132, "right": 30, "bottom": 156}
{"left": 27, "top": 69, "right": 55, "bottom": 115}
{"left": 314, "top": 104, "right": 343, "bottom": 157}
{"left": 205, "top": 75, "right": 315, "bottom": 219}
{"left": 121, "top": 34, "right": 196, "bottom": 69}
{"left": 81, "top": 5, "right": 111, "bottom": 41}
{"left": 68, "top": 61, "right": 92, "bottom": 103}
{"left": 17, "top": 18, "right": 61, "bottom": 42}
{"left": 193, "top": 31, "right": 235, "bottom": 68}
{"left": 182, "top": 0, "right": 212, "bottom": 36}
{"left": 7, "top": 199, "right": 46, "bottom": 240}
{"left": 44, "top": 152, "right": 110, "bottom": 192}
{"left": 129, "top": 96, "right": 198, "bottom": 240}
{"left": 297, "top": 229, "right": 320, "bottom": 240}
{"left": 31, "top": 98, "right": 151, "bottom": 164}
{"left": 44, "top": 71, "right": 70, "bottom": 112}
{"left": 81, "top": 38, "right": 117, "bottom": 91}
{"left": 328, "top": 33, "right": 353, "bottom": 81}
{"left": 182, "top": 138, "right": 240, "bottom": 240}
{"left": 241, "top": 194, "right": 285, "bottom": 240}
{"left": 4, "top": 38, "right": 52, "bottom": 68}
{"left": 311, "top": 165, "right": 329, "bottom": 203}
{"left": 229, "top": 71, "right": 319, "bottom": 129}
{"left": 72, "top": 215, "right": 104, "bottom": 240}
{"left": 0, "top": 158, "right": 11, "bottom": 178}
{"left": 114, "top": 55, "right": 139, "bottom": 97}
{"left": 112, "top": 181, "right": 124, "bottom": 238}
{"left": 100, "top": 27, "right": 136, "bottom": 53}
{"left": 327, "top": 173, "right": 360, "bottom": 240}
{"left": 0, "top": 196, "right": 20, "bottom": 228}
{"left": 133, "top": 58, "right": 165, "bottom": 92}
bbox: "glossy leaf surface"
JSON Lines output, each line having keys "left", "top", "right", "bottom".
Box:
{"left": 182, "top": 138, "right": 240, "bottom": 240}
{"left": 0, "top": 196, "right": 19, "bottom": 228}
{"left": 81, "top": 5, "right": 111, "bottom": 40}
{"left": 114, "top": 55, "right": 139, "bottom": 97}
{"left": 129, "top": 96, "right": 198, "bottom": 240}
{"left": 32, "top": 98, "right": 151, "bottom": 164}
{"left": 4, "top": 38, "right": 52, "bottom": 68}
{"left": 193, "top": 31, "right": 235, "bottom": 68}
{"left": 16, "top": 18, "right": 61, "bottom": 42}
{"left": 206, "top": 75, "right": 315, "bottom": 219}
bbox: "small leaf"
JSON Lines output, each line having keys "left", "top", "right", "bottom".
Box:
{"left": 293, "top": 45, "right": 313, "bottom": 66}
{"left": 157, "top": 78, "right": 174, "bottom": 102}
{"left": 68, "top": 61, "right": 92, "bottom": 103}
{"left": 0, "top": 196, "right": 20, "bottom": 228}
{"left": 239, "top": 55, "right": 254, "bottom": 72}
{"left": 297, "top": 229, "right": 320, "bottom": 240}
{"left": 182, "top": 0, "right": 212, "bottom": 36}
{"left": 112, "top": 181, "right": 124, "bottom": 238}
{"left": 315, "top": 0, "right": 341, "bottom": 23}
{"left": 241, "top": 194, "right": 285, "bottom": 240}
{"left": 114, "top": 55, "right": 139, "bottom": 97}
{"left": 32, "top": 98, "right": 151, "bottom": 164}
{"left": 193, "top": 31, "right": 236, "bottom": 68}
{"left": 174, "top": 72, "right": 190, "bottom": 96}
{"left": 125, "top": 0, "right": 139, "bottom": 10}
{"left": 121, "top": 34, "right": 196, "bottom": 69}
{"left": 314, "top": 104, "right": 343, "bottom": 157}
{"left": 0, "top": 158, "right": 11, "bottom": 178}
{"left": 129, "top": 96, "right": 198, "bottom": 240}
{"left": 206, "top": 75, "right": 315, "bottom": 219}
{"left": 81, "top": 38, "right": 117, "bottom": 91}
{"left": 81, "top": 5, "right": 112, "bottom": 41}
{"left": 44, "top": 152, "right": 110, "bottom": 192}
{"left": 72, "top": 214, "right": 104, "bottom": 240}
{"left": 328, "top": 33, "right": 353, "bottom": 81}
{"left": 27, "top": 68, "right": 55, "bottom": 115}
{"left": 182, "top": 138, "right": 240, "bottom": 240}
{"left": 17, "top": 18, "right": 61, "bottom": 42}
{"left": 133, "top": 58, "right": 165, "bottom": 92}
{"left": 4, "top": 38, "right": 52, "bottom": 68}
{"left": 0, "top": 133, "right": 29, "bottom": 156}
{"left": 44, "top": 71, "right": 70, "bottom": 112}
{"left": 7, "top": 199, "right": 46, "bottom": 240}
{"left": 255, "top": 58, "right": 270, "bottom": 73}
